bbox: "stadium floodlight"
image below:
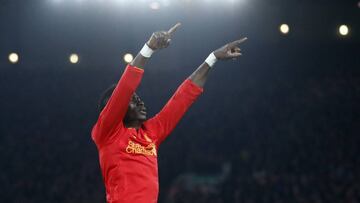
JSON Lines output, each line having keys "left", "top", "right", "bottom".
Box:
{"left": 279, "top": 24, "right": 290, "bottom": 35}
{"left": 123, "top": 53, "right": 134, "bottom": 64}
{"left": 338, "top": 25, "right": 349, "bottom": 36}
{"left": 69, "top": 53, "right": 79, "bottom": 64}
{"left": 8, "top": 53, "right": 19, "bottom": 64}
{"left": 149, "top": 1, "right": 161, "bottom": 10}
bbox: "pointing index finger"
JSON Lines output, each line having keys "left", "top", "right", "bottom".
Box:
{"left": 168, "top": 22, "right": 181, "bottom": 36}
{"left": 228, "top": 37, "right": 248, "bottom": 48}
{"left": 234, "top": 37, "right": 248, "bottom": 45}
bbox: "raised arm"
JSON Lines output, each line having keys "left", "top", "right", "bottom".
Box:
{"left": 189, "top": 37, "right": 248, "bottom": 87}
{"left": 92, "top": 23, "right": 181, "bottom": 146}
{"left": 147, "top": 37, "right": 248, "bottom": 145}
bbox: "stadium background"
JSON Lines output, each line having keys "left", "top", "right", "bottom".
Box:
{"left": 0, "top": 0, "right": 359, "bottom": 202}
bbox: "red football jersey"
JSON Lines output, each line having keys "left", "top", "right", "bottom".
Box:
{"left": 92, "top": 65, "right": 203, "bottom": 203}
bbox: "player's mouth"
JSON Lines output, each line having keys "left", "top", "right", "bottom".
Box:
{"left": 139, "top": 108, "right": 147, "bottom": 115}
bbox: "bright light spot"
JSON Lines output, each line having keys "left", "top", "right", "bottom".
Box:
{"left": 8, "top": 53, "right": 19, "bottom": 64}
{"left": 69, "top": 54, "right": 79, "bottom": 64}
{"left": 123, "top": 53, "right": 134, "bottom": 63}
{"left": 339, "top": 25, "right": 349, "bottom": 36}
{"left": 358, "top": 1, "right": 360, "bottom": 8}
{"left": 149, "top": 1, "right": 161, "bottom": 10}
{"left": 279, "top": 24, "right": 290, "bottom": 35}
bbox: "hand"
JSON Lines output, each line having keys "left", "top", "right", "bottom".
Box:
{"left": 146, "top": 23, "right": 181, "bottom": 50}
{"left": 213, "top": 37, "right": 248, "bottom": 60}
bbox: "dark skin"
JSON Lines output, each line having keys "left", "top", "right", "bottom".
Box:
{"left": 123, "top": 93, "right": 146, "bottom": 128}
{"left": 125, "top": 23, "right": 247, "bottom": 129}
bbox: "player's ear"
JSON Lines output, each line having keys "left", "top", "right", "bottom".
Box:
{"left": 98, "top": 84, "right": 117, "bottom": 113}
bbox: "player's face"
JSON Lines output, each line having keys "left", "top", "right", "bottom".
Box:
{"left": 126, "top": 93, "right": 147, "bottom": 122}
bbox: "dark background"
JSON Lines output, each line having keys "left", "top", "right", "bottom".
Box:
{"left": 0, "top": 0, "right": 359, "bottom": 202}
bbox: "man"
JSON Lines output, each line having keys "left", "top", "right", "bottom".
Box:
{"left": 92, "top": 23, "right": 247, "bottom": 203}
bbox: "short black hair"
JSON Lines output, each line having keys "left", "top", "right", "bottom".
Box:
{"left": 98, "top": 84, "right": 117, "bottom": 113}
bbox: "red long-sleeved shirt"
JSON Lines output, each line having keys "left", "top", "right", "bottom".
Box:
{"left": 91, "top": 65, "right": 203, "bottom": 203}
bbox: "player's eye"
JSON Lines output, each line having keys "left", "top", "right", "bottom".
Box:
{"left": 133, "top": 96, "right": 140, "bottom": 104}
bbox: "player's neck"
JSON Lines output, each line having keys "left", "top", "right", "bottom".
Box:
{"left": 124, "top": 121, "right": 142, "bottom": 130}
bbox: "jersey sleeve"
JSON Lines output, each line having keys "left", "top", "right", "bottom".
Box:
{"left": 146, "top": 79, "right": 203, "bottom": 145}
{"left": 92, "top": 65, "right": 144, "bottom": 147}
